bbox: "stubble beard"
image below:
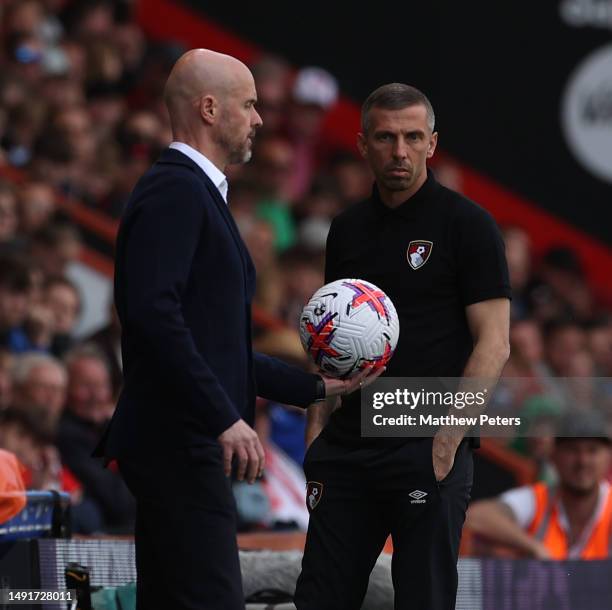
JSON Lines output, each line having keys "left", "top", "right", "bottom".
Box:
{"left": 380, "top": 171, "right": 415, "bottom": 192}
{"left": 227, "top": 135, "right": 253, "bottom": 165}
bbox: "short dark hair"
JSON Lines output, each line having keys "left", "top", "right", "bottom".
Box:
{"left": 31, "top": 222, "right": 81, "bottom": 249}
{"left": 63, "top": 342, "right": 110, "bottom": 374}
{"left": 44, "top": 275, "right": 82, "bottom": 315}
{"left": 361, "top": 83, "right": 435, "bottom": 134}
{"left": 0, "top": 255, "right": 32, "bottom": 293}
{"left": 0, "top": 407, "right": 52, "bottom": 445}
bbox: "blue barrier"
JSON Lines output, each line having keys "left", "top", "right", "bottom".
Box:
{"left": 0, "top": 491, "right": 70, "bottom": 542}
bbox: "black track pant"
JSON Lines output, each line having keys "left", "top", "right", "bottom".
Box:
{"left": 294, "top": 436, "right": 473, "bottom": 610}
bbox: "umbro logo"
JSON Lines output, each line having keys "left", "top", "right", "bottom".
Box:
{"left": 409, "top": 489, "right": 428, "bottom": 504}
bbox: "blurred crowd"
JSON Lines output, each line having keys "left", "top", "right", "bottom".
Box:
{"left": 0, "top": 0, "right": 611, "bottom": 540}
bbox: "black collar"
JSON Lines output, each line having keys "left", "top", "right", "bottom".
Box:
{"left": 371, "top": 168, "right": 440, "bottom": 219}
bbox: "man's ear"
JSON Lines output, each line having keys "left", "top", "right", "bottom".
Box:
{"left": 199, "top": 95, "right": 217, "bottom": 125}
{"left": 357, "top": 132, "right": 368, "bottom": 159}
{"left": 426, "top": 131, "right": 438, "bottom": 159}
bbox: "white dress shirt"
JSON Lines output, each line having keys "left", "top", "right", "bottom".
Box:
{"left": 169, "top": 141, "right": 229, "bottom": 204}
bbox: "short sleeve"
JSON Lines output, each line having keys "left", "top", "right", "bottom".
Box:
{"left": 454, "top": 205, "right": 512, "bottom": 306}
{"left": 499, "top": 485, "right": 536, "bottom": 528}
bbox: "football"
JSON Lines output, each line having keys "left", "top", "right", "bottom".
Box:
{"left": 299, "top": 278, "right": 400, "bottom": 379}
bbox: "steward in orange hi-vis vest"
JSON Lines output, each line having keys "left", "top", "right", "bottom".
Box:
{"left": 527, "top": 481, "right": 612, "bottom": 560}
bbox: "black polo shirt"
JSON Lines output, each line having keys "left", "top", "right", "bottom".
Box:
{"left": 321, "top": 169, "right": 511, "bottom": 446}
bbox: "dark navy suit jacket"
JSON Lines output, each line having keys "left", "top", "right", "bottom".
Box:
{"left": 94, "top": 148, "right": 318, "bottom": 458}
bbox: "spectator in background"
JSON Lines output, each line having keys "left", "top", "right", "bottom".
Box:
{"left": 26, "top": 260, "right": 46, "bottom": 307}
{"left": 60, "top": 39, "right": 87, "bottom": 83}
{"left": 226, "top": 178, "right": 259, "bottom": 228}
{"left": 0, "top": 182, "right": 20, "bottom": 249}
{"left": 0, "top": 405, "right": 102, "bottom": 532}
{"left": 0, "top": 255, "right": 34, "bottom": 353}
{"left": 17, "top": 181, "right": 57, "bottom": 236}
{"left": 0, "top": 407, "right": 69, "bottom": 500}
{"left": 0, "top": 408, "right": 48, "bottom": 485}
{"left": 0, "top": 351, "right": 14, "bottom": 409}
{"left": 29, "top": 221, "right": 82, "bottom": 276}
{"left": 250, "top": 55, "right": 291, "bottom": 135}
{"left": 3, "top": 95, "right": 48, "bottom": 167}
{"left": 86, "top": 83, "right": 126, "bottom": 141}
{"left": 0, "top": 71, "right": 26, "bottom": 112}
{"left": 44, "top": 275, "right": 80, "bottom": 357}
{"left": 499, "top": 318, "right": 549, "bottom": 410}
{"left": 0, "top": 446, "right": 26, "bottom": 525}
{"left": 0, "top": 108, "right": 6, "bottom": 165}
{"left": 467, "top": 413, "right": 612, "bottom": 560}
{"left": 510, "top": 396, "right": 562, "bottom": 485}
{"left": 57, "top": 343, "right": 134, "bottom": 533}
{"left": 117, "top": 110, "right": 168, "bottom": 151}
{"left": 3, "top": 0, "right": 46, "bottom": 36}
{"left": 529, "top": 247, "right": 595, "bottom": 323}
{"left": 48, "top": 103, "right": 117, "bottom": 205}
{"left": 40, "top": 77, "right": 85, "bottom": 112}
{"left": 429, "top": 157, "right": 464, "bottom": 192}
{"left": 242, "top": 218, "right": 283, "bottom": 317}
{"left": 544, "top": 319, "right": 586, "bottom": 377}
{"left": 113, "top": 21, "right": 147, "bottom": 83}
{"left": 85, "top": 300, "right": 123, "bottom": 398}
{"left": 286, "top": 66, "right": 338, "bottom": 200}
{"left": 503, "top": 226, "right": 531, "bottom": 319}
{"left": 540, "top": 318, "right": 600, "bottom": 409}
{"left": 0, "top": 75, "right": 29, "bottom": 134}
{"left": 52, "top": 106, "right": 95, "bottom": 176}
{"left": 29, "top": 121, "right": 75, "bottom": 190}
{"left": 329, "top": 153, "right": 373, "bottom": 207}
{"left": 84, "top": 38, "right": 123, "bottom": 90}
{"left": 4, "top": 31, "right": 46, "bottom": 86}
{"left": 293, "top": 178, "right": 342, "bottom": 251}
{"left": 251, "top": 134, "right": 297, "bottom": 251}
{"left": 12, "top": 352, "right": 67, "bottom": 434}
{"left": 587, "top": 317, "right": 612, "bottom": 377}
{"left": 63, "top": 0, "right": 116, "bottom": 40}
{"left": 104, "top": 111, "right": 166, "bottom": 217}
{"left": 505, "top": 319, "right": 545, "bottom": 378}
{"left": 586, "top": 318, "right": 612, "bottom": 411}
{"left": 242, "top": 218, "right": 277, "bottom": 274}
{"left": 278, "top": 246, "right": 324, "bottom": 328}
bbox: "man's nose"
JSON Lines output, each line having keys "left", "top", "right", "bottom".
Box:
{"left": 252, "top": 108, "right": 263, "bottom": 128}
{"left": 392, "top": 141, "right": 408, "bottom": 159}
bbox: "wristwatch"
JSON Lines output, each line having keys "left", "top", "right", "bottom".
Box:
{"left": 314, "top": 376, "right": 326, "bottom": 402}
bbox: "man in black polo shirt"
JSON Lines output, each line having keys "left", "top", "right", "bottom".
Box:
{"left": 294, "top": 84, "right": 511, "bottom": 610}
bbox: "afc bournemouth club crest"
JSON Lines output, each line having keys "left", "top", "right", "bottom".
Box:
{"left": 306, "top": 481, "right": 323, "bottom": 511}
{"left": 407, "top": 240, "right": 433, "bottom": 270}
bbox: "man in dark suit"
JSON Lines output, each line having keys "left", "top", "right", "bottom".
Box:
{"left": 93, "top": 49, "right": 378, "bottom": 610}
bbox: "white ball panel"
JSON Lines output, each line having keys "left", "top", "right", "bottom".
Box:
{"left": 299, "top": 278, "right": 401, "bottom": 378}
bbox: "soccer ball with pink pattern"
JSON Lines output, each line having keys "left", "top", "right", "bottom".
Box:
{"left": 299, "top": 278, "right": 400, "bottom": 379}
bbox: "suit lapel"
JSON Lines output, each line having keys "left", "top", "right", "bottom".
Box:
{"left": 157, "top": 148, "right": 256, "bottom": 296}
{"left": 202, "top": 178, "right": 255, "bottom": 272}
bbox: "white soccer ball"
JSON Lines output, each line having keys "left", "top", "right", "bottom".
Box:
{"left": 299, "top": 278, "right": 400, "bottom": 379}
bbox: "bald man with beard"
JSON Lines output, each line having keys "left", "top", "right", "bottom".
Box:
{"left": 93, "top": 49, "right": 377, "bottom": 610}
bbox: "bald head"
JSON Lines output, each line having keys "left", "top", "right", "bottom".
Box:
{"left": 163, "top": 49, "right": 262, "bottom": 168}
{"left": 164, "top": 49, "right": 251, "bottom": 130}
